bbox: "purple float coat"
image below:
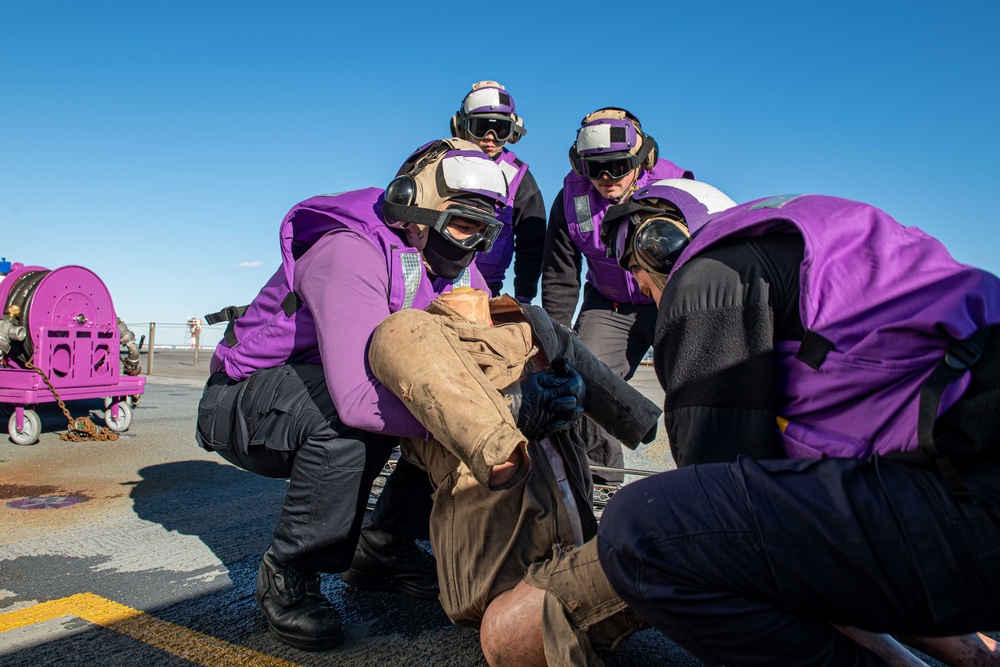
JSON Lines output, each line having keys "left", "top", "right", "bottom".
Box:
{"left": 210, "top": 188, "right": 488, "bottom": 438}
{"left": 474, "top": 147, "right": 530, "bottom": 285}
{"left": 562, "top": 158, "right": 693, "bottom": 304}
{"left": 672, "top": 193, "right": 1000, "bottom": 458}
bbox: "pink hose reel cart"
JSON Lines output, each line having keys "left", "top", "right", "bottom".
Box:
{"left": 0, "top": 259, "right": 146, "bottom": 445}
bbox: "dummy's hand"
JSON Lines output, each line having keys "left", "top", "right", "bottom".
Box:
{"left": 489, "top": 446, "right": 524, "bottom": 488}
{"left": 502, "top": 358, "right": 585, "bottom": 440}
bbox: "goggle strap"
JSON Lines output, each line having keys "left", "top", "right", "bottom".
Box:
{"left": 382, "top": 200, "right": 502, "bottom": 250}
{"left": 381, "top": 199, "right": 441, "bottom": 228}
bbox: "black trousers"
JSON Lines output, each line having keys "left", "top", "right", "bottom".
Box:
{"left": 598, "top": 455, "right": 1000, "bottom": 666}
{"left": 196, "top": 364, "right": 432, "bottom": 573}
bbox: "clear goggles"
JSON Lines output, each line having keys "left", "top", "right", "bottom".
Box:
{"left": 580, "top": 153, "right": 639, "bottom": 181}
{"left": 466, "top": 115, "right": 515, "bottom": 141}
{"left": 430, "top": 204, "right": 503, "bottom": 252}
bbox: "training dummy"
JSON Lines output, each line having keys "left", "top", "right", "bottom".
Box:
{"left": 368, "top": 287, "right": 661, "bottom": 667}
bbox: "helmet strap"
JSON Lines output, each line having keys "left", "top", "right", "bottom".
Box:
{"left": 617, "top": 170, "right": 643, "bottom": 202}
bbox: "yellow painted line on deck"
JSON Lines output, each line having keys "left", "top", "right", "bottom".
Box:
{"left": 0, "top": 592, "right": 300, "bottom": 667}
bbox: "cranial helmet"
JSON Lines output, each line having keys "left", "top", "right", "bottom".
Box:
{"left": 450, "top": 80, "right": 527, "bottom": 145}
{"left": 382, "top": 138, "right": 509, "bottom": 253}
{"left": 601, "top": 179, "right": 737, "bottom": 276}
{"left": 568, "top": 108, "right": 659, "bottom": 181}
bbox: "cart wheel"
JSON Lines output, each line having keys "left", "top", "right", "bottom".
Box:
{"left": 9, "top": 410, "right": 41, "bottom": 446}
{"left": 105, "top": 402, "right": 133, "bottom": 432}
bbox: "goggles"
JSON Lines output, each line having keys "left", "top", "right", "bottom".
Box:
{"left": 465, "top": 115, "right": 515, "bottom": 141}
{"left": 580, "top": 153, "right": 639, "bottom": 181}
{"left": 430, "top": 204, "right": 503, "bottom": 252}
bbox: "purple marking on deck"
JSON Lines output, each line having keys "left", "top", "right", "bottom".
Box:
{"left": 6, "top": 496, "right": 83, "bottom": 509}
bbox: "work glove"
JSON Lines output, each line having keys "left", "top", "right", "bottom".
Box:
{"left": 502, "top": 357, "right": 585, "bottom": 440}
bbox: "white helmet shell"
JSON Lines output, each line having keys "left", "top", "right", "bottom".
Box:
{"left": 462, "top": 81, "right": 516, "bottom": 115}
{"left": 382, "top": 139, "right": 508, "bottom": 251}
{"left": 632, "top": 179, "right": 737, "bottom": 233}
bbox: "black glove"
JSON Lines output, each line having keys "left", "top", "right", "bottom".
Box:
{"left": 502, "top": 357, "right": 585, "bottom": 440}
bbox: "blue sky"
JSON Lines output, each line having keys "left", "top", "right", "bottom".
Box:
{"left": 3, "top": 1, "right": 998, "bottom": 347}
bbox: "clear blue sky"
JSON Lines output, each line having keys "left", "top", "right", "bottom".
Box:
{"left": 3, "top": 1, "right": 998, "bottom": 347}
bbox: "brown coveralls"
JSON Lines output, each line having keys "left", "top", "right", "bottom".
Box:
{"left": 368, "top": 295, "right": 661, "bottom": 665}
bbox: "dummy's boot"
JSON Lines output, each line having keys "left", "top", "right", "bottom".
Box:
{"left": 255, "top": 549, "right": 344, "bottom": 651}
{"left": 339, "top": 526, "right": 439, "bottom": 600}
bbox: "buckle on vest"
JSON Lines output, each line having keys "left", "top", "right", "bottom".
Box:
{"left": 944, "top": 338, "right": 982, "bottom": 371}
{"left": 205, "top": 305, "right": 247, "bottom": 326}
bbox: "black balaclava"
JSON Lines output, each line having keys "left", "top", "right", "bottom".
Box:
{"left": 422, "top": 228, "right": 477, "bottom": 279}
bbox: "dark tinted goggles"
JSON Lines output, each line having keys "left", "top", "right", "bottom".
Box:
{"left": 466, "top": 115, "right": 514, "bottom": 141}
{"left": 580, "top": 153, "right": 639, "bottom": 181}
{"left": 431, "top": 205, "right": 504, "bottom": 253}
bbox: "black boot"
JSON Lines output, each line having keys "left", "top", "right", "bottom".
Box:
{"left": 256, "top": 549, "right": 344, "bottom": 651}
{"left": 339, "top": 526, "right": 439, "bottom": 600}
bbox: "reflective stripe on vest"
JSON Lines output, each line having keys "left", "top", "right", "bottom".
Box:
{"left": 455, "top": 266, "right": 472, "bottom": 288}
{"left": 574, "top": 195, "right": 595, "bottom": 233}
{"left": 401, "top": 253, "right": 424, "bottom": 310}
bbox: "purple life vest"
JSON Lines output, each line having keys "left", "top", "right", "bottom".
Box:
{"left": 475, "top": 148, "right": 530, "bottom": 284}
{"left": 211, "top": 188, "right": 483, "bottom": 380}
{"left": 563, "top": 159, "right": 693, "bottom": 304}
{"left": 672, "top": 194, "right": 1000, "bottom": 459}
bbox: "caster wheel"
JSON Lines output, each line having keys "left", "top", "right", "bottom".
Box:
{"left": 105, "top": 402, "right": 133, "bottom": 433}
{"left": 9, "top": 410, "right": 41, "bottom": 446}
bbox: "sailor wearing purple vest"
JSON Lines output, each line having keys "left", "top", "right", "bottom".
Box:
{"left": 196, "top": 139, "right": 511, "bottom": 651}
{"left": 597, "top": 180, "right": 1000, "bottom": 665}
{"left": 541, "top": 107, "right": 694, "bottom": 482}
{"left": 450, "top": 80, "right": 546, "bottom": 301}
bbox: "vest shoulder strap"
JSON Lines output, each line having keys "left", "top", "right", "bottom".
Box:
{"left": 204, "top": 292, "right": 300, "bottom": 348}
{"left": 916, "top": 324, "right": 997, "bottom": 499}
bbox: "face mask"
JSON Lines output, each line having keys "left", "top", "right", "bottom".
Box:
{"left": 422, "top": 228, "right": 477, "bottom": 279}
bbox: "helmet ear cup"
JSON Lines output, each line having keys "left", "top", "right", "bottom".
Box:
{"left": 450, "top": 112, "right": 463, "bottom": 139}
{"left": 508, "top": 114, "right": 526, "bottom": 144}
{"left": 635, "top": 217, "right": 690, "bottom": 274}
{"left": 641, "top": 134, "right": 658, "bottom": 171}
{"left": 385, "top": 176, "right": 417, "bottom": 207}
{"left": 568, "top": 143, "right": 583, "bottom": 175}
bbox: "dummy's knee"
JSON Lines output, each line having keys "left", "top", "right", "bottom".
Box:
{"left": 480, "top": 582, "right": 547, "bottom": 667}
{"left": 524, "top": 539, "right": 647, "bottom": 660}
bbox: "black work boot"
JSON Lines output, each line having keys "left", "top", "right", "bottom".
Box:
{"left": 255, "top": 549, "right": 344, "bottom": 651}
{"left": 339, "top": 526, "right": 439, "bottom": 600}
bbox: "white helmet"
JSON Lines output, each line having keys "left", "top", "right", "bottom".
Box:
{"left": 601, "top": 179, "right": 737, "bottom": 275}
{"left": 569, "top": 108, "right": 658, "bottom": 180}
{"left": 382, "top": 138, "right": 509, "bottom": 253}
{"left": 450, "top": 81, "right": 527, "bottom": 145}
